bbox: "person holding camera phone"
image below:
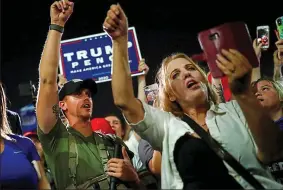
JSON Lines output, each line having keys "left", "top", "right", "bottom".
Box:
{"left": 250, "top": 27, "right": 283, "bottom": 185}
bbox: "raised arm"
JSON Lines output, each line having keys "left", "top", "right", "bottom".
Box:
{"left": 103, "top": 5, "right": 144, "bottom": 124}
{"left": 137, "top": 59, "right": 149, "bottom": 103}
{"left": 251, "top": 39, "right": 262, "bottom": 82}
{"left": 210, "top": 76, "right": 226, "bottom": 103}
{"left": 216, "top": 49, "right": 283, "bottom": 163}
{"left": 273, "top": 39, "right": 283, "bottom": 81}
{"left": 36, "top": 0, "right": 73, "bottom": 134}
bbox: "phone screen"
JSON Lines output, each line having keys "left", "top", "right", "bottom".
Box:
{"left": 257, "top": 26, "right": 269, "bottom": 49}
{"left": 276, "top": 16, "right": 283, "bottom": 39}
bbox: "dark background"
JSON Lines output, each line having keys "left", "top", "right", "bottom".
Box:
{"left": 1, "top": 0, "right": 282, "bottom": 116}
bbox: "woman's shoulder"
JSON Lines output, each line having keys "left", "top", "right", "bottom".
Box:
{"left": 8, "top": 134, "right": 35, "bottom": 147}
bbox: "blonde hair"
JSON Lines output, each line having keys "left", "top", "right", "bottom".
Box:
{"left": 155, "top": 53, "right": 218, "bottom": 117}
{"left": 0, "top": 83, "right": 14, "bottom": 141}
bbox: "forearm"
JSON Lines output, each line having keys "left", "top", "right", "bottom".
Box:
{"left": 234, "top": 90, "right": 283, "bottom": 162}
{"left": 273, "top": 65, "right": 283, "bottom": 81}
{"left": 39, "top": 176, "right": 51, "bottom": 190}
{"left": 150, "top": 151, "right": 161, "bottom": 175}
{"left": 38, "top": 162, "right": 51, "bottom": 189}
{"left": 39, "top": 30, "right": 62, "bottom": 85}
{"left": 112, "top": 36, "right": 136, "bottom": 108}
{"left": 137, "top": 76, "right": 147, "bottom": 102}
{"left": 36, "top": 29, "right": 62, "bottom": 133}
{"left": 251, "top": 67, "right": 261, "bottom": 82}
{"left": 211, "top": 78, "right": 225, "bottom": 103}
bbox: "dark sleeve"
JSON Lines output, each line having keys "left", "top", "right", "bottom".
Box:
{"left": 173, "top": 135, "right": 243, "bottom": 190}
{"left": 7, "top": 110, "right": 23, "bottom": 135}
{"left": 138, "top": 139, "right": 154, "bottom": 170}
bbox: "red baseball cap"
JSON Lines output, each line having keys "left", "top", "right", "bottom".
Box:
{"left": 91, "top": 118, "right": 115, "bottom": 135}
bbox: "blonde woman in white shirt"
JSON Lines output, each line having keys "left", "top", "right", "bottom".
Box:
{"left": 102, "top": 4, "right": 283, "bottom": 189}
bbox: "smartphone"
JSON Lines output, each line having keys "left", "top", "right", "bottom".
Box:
{"left": 256, "top": 25, "right": 270, "bottom": 49}
{"left": 144, "top": 83, "right": 159, "bottom": 106}
{"left": 198, "top": 22, "right": 259, "bottom": 78}
{"left": 276, "top": 16, "right": 283, "bottom": 39}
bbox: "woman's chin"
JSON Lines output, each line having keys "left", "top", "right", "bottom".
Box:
{"left": 185, "top": 88, "right": 206, "bottom": 102}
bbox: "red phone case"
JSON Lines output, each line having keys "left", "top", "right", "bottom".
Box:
{"left": 198, "top": 22, "right": 259, "bottom": 78}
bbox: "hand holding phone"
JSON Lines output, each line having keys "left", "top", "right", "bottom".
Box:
{"left": 274, "top": 24, "right": 283, "bottom": 61}
{"left": 256, "top": 25, "right": 269, "bottom": 50}
{"left": 198, "top": 22, "right": 259, "bottom": 78}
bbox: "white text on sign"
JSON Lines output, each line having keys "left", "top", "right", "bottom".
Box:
{"left": 63, "top": 42, "right": 133, "bottom": 70}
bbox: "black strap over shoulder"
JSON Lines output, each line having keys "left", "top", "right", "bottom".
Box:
{"left": 182, "top": 114, "right": 265, "bottom": 189}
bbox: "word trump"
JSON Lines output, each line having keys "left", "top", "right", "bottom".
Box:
{"left": 63, "top": 41, "right": 133, "bottom": 69}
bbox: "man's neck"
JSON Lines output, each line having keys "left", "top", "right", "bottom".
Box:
{"left": 68, "top": 118, "right": 93, "bottom": 137}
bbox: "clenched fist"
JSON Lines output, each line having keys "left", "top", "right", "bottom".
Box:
{"left": 50, "top": 0, "right": 74, "bottom": 27}
{"left": 103, "top": 4, "right": 128, "bottom": 40}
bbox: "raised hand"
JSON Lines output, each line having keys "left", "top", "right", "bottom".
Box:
{"left": 138, "top": 59, "right": 149, "bottom": 75}
{"left": 103, "top": 4, "right": 128, "bottom": 40}
{"left": 50, "top": 0, "right": 74, "bottom": 27}
{"left": 58, "top": 74, "right": 68, "bottom": 88}
{"left": 253, "top": 39, "right": 263, "bottom": 61}
{"left": 216, "top": 49, "right": 252, "bottom": 95}
{"left": 275, "top": 39, "right": 283, "bottom": 62}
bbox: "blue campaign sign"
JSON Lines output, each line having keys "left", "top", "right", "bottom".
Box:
{"left": 59, "top": 27, "right": 143, "bottom": 83}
